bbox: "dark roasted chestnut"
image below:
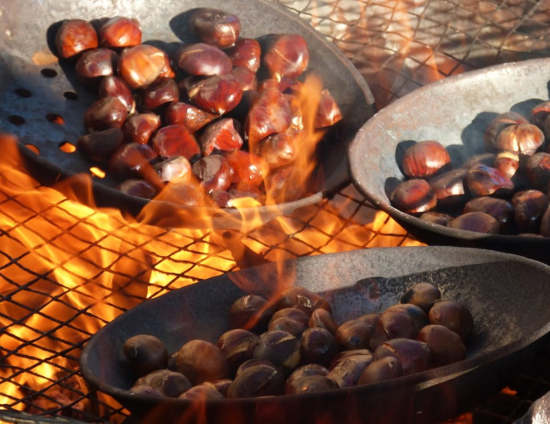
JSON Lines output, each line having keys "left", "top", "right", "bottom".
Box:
{"left": 211, "top": 379, "right": 232, "bottom": 396}
{"left": 134, "top": 369, "right": 192, "bottom": 397}
{"left": 268, "top": 317, "right": 307, "bottom": 336}
{"left": 526, "top": 152, "right": 550, "bottom": 190}
{"left": 300, "top": 327, "right": 338, "bottom": 366}
{"left": 151, "top": 125, "right": 200, "bottom": 159}
{"left": 358, "top": 356, "right": 402, "bottom": 385}
{"left": 84, "top": 96, "right": 128, "bottom": 131}
{"left": 164, "top": 102, "right": 217, "bottom": 132}
{"left": 429, "top": 168, "right": 468, "bottom": 207}
{"left": 200, "top": 118, "right": 243, "bottom": 155}
{"left": 119, "top": 44, "right": 169, "bottom": 89}
{"left": 327, "top": 351, "right": 373, "bottom": 387}
{"left": 285, "top": 375, "right": 338, "bottom": 394}
{"left": 253, "top": 330, "right": 300, "bottom": 371}
{"left": 192, "top": 154, "right": 233, "bottom": 193}
{"left": 401, "top": 140, "right": 450, "bottom": 178}
{"left": 390, "top": 179, "right": 437, "bottom": 214}
{"left": 109, "top": 142, "right": 157, "bottom": 178}
{"left": 376, "top": 308, "right": 418, "bottom": 340}
{"left": 494, "top": 123, "right": 544, "bottom": 155}
{"left": 315, "top": 89, "right": 342, "bottom": 128}
{"left": 172, "top": 339, "right": 228, "bottom": 384}
{"left": 271, "top": 307, "right": 309, "bottom": 326}
{"left": 263, "top": 34, "right": 309, "bottom": 82}
{"left": 227, "top": 363, "right": 284, "bottom": 398}
{"left": 217, "top": 329, "right": 260, "bottom": 372}
{"left": 419, "top": 211, "right": 453, "bottom": 226}
{"left": 385, "top": 303, "right": 428, "bottom": 334}
{"left": 56, "top": 19, "right": 98, "bottom": 59}
{"left": 154, "top": 156, "right": 192, "bottom": 183}
{"left": 191, "top": 8, "right": 241, "bottom": 48}
{"left": 465, "top": 164, "right": 514, "bottom": 197}
{"left": 417, "top": 324, "right": 466, "bottom": 365}
{"left": 235, "top": 358, "right": 274, "bottom": 377}
{"left": 187, "top": 74, "right": 243, "bottom": 115}
{"left": 484, "top": 112, "right": 528, "bottom": 149}
{"left": 400, "top": 282, "right": 441, "bottom": 313}
{"left": 176, "top": 43, "right": 232, "bottom": 76}
{"left": 448, "top": 211, "right": 500, "bottom": 234}
{"left": 75, "top": 48, "right": 118, "bottom": 80}
{"left": 229, "top": 294, "right": 273, "bottom": 331}
{"left": 178, "top": 382, "right": 224, "bottom": 400}
{"left": 99, "top": 76, "right": 135, "bottom": 113}
{"left": 373, "top": 338, "right": 431, "bottom": 375}
{"left": 99, "top": 17, "right": 142, "bottom": 48}
{"left": 512, "top": 189, "right": 549, "bottom": 233}
{"left": 77, "top": 127, "right": 124, "bottom": 162}
{"left": 463, "top": 196, "right": 514, "bottom": 227}
{"left": 335, "top": 318, "right": 375, "bottom": 350}
{"left": 123, "top": 334, "right": 168, "bottom": 377}
{"left": 277, "top": 287, "right": 330, "bottom": 314}
{"left": 119, "top": 179, "right": 157, "bottom": 199}
{"left": 123, "top": 113, "right": 161, "bottom": 145}
{"left": 286, "top": 363, "right": 329, "bottom": 391}
{"left": 308, "top": 308, "right": 338, "bottom": 334}
{"left": 429, "top": 300, "right": 473, "bottom": 341}
{"left": 228, "top": 38, "right": 261, "bottom": 72}
{"left": 141, "top": 78, "right": 179, "bottom": 110}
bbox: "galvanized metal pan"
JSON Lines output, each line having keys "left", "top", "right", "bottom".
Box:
{"left": 348, "top": 58, "right": 550, "bottom": 263}
{"left": 80, "top": 246, "right": 550, "bottom": 424}
{"left": 0, "top": 0, "right": 374, "bottom": 217}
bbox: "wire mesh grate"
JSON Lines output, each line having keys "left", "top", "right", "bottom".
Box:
{"left": 1, "top": 0, "right": 550, "bottom": 423}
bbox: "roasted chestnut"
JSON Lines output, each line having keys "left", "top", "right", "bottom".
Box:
{"left": 271, "top": 308, "right": 309, "bottom": 326}
{"left": 484, "top": 112, "right": 528, "bottom": 149}
{"left": 119, "top": 179, "right": 157, "bottom": 199}
{"left": 154, "top": 156, "right": 192, "bottom": 183}
{"left": 335, "top": 318, "right": 375, "bottom": 350}
{"left": 419, "top": 211, "right": 453, "bottom": 226}
{"left": 211, "top": 379, "right": 232, "bottom": 396}
{"left": 277, "top": 287, "right": 331, "bottom": 314}
{"left": 259, "top": 131, "right": 298, "bottom": 170}
{"left": 526, "top": 152, "right": 550, "bottom": 190}
{"left": 228, "top": 38, "right": 261, "bottom": 72}
{"left": 217, "top": 328, "right": 260, "bottom": 372}
{"left": 463, "top": 197, "right": 513, "bottom": 228}
{"left": 263, "top": 34, "right": 309, "bottom": 82}
{"left": 494, "top": 123, "right": 544, "bottom": 155}
{"left": 358, "top": 356, "right": 402, "bottom": 385}
{"left": 494, "top": 151, "right": 520, "bottom": 179}
{"left": 123, "top": 113, "right": 161, "bottom": 145}
{"left": 401, "top": 140, "right": 450, "bottom": 178}
{"left": 285, "top": 363, "right": 329, "bottom": 391}
{"left": 56, "top": 19, "right": 98, "bottom": 59}
{"left": 176, "top": 43, "right": 232, "bottom": 76}
{"left": 191, "top": 8, "right": 241, "bottom": 48}
{"left": 315, "top": 88, "right": 342, "bottom": 129}
{"left": 99, "top": 16, "right": 142, "bottom": 48}
{"left": 327, "top": 351, "right": 373, "bottom": 387}
{"left": 285, "top": 375, "right": 338, "bottom": 394}
{"left": 164, "top": 102, "right": 217, "bottom": 132}
{"left": 428, "top": 300, "right": 473, "bottom": 341}
{"left": 192, "top": 154, "right": 233, "bottom": 193}
{"left": 390, "top": 179, "right": 437, "bottom": 214}
{"left": 235, "top": 358, "right": 274, "bottom": 377}
{"left": 141, "top": 78, "right": 179, "bottom": 110}
{"left": 200, "top": 118, "right": 243, "bottom": 155}
{"left": 300, "top": 327, "right": 338, "bottom": 366}
{"left": 400, "top": 282, "right": 441, "bottom": 312}
{"left": 376, "top": 308, "right": 417, "bottom": 340}
{"left": 253, "top": 330, "right": 300, "bottom": 371}
{"left": 229, "top": 294, "right": 273, "bottom": 331}
{"left": 448, "top": 211, "right": 500, "bottom": 234}
{"left": 231, "top": 66, "right": 258, "bottom": 91}
{"left": 187, "top": 74, "right": 243, "bottom": 115}
{"left": 465, "top": 164, "right": 514, "bottom": 197}
{"left": 511, "top": 189, "right": 549, "bottom": 233}
{"left": 109, "top": 142, "right": 157, "bottom": 179}
{"left": 75, "top": 48, "right": 118, "bottom": 81}
{"left": 172, "top": 339, "right": 228, "bottom": 384}
{"left": 429, "top": 168, "right": 467, "bottom": 208}
{"left": 99, "top": 75, "right": 135, "bottom": 113}
{"left": 308, "top": 308, "right": 338, "bottom": 334}
{"left": 225, "top": 150, "right": 267, "bottom": 188}
{"left": 227, "top": 363, "right": 284, "bottom": 398}
{"left": 151, "top": 125, "right": 200, "bottom": 159}
{"left": 119, "top": 44, "right": 168, "bottom": 89}
{"left": 134, "top": 369, "right": 192, "bottom": 397}
{"left": 123, "top": 334, "right": 168, "bottom": 377}
{"left": 129, "top": 385, "right": 163, "bottom": 397}
{"left": 84, "top": 96, "right": 128, "bottom": 131}
{"left": 77, "top": 127, "right": 124, "bottom": 162}
{"left": 417, "top": 324, "right": 466, "bottom": 365}
{"left": 373, "top": 338, "right": 431, "bottom": 375}
{"left": 178, "top": 382, "right": 224, "bottom": 400}
{"left": 268, "top": 317, "right": 307, "bottom": 336}
{"left": 385, "top": 303, "right": 428, "bottom": 334}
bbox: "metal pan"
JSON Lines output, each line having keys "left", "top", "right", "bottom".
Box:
{"left": 348, "top": 58, "right": 550, "bottom": 263}
{"left": 0, "top": 0, "right": 374, "bottom": 218}
{"left": 80, "top": 246, "right": 550, "bottom": 423}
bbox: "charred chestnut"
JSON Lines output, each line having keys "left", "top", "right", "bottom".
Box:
{"left": 512, "top": 189, "right": 549, "bottom": 233}
{"left": 400, "top": 282, "right": 441, "bottom": 312}
{"left": 123, "top": 334, "right": 168, "bottom": 377}
{"left": 358, "top": 356, "right": 403, "bottom": 385}
{"left": 253, "top": 330, "right": 300, "bottom": 371}
{"left": 191, "top": 8, "right": 241, "bottom": 48}
{"left": 172, "top": 339, "right": 228, "bottom": 384}
{"left": 401, "top": 140, "right": 450, "bottom": 178}
{"left": 99, "top": 17, "right": 142, "bottom": 48}
{"left": 390, "top": 179, "right": 437, "bottom": 214}
{"left": 300, "top": 327, "right": 338, "bottom": 366}
{"left": 429, "top": 300, "right": 473, "bottom": 341}
{"left": 56, "top": 19, "right": 98, "bottom": 59}
{"left": 227, "top": 363, "right": 284, "bottom": 398}
{"left": 417, "top": 324, "right": 466, "bottom": 365}
{"left": 229, "top": 294, "right": 273, "bottom": 331}
{"left": 134, "top": 369, "right": 192, "bottom": 397}
{"left": 217, "top": 329, "right": 260, "bottom": 372}
{"left": 448, "top": 212, "right": 500, "bottom": 234}
{"left": 373, "top": 338, "right": 431, "bottom": 375}
{"left": 176, "top": 43, "right": 232, "bottom": 76}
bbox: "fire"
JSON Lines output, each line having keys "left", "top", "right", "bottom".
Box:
{"left": 0, "top": 78, "right": 420, "bottom": 421}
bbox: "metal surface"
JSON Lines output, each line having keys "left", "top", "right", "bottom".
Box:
{"left": 81, "top": 246, "right": 550, "bottom": 423}
{"left": 0, "top": 0, "right": 374, "bottom": 216}
{"left": 349, "top": 58, "right": 550, "bottom": 263}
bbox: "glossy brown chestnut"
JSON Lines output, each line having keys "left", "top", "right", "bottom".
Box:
{"left": 335, "top": 318, "right": 375, "bottom": 350}
{"left": 358, "top": 356, "right": 403, "bottom": 385}
{"left": 277, "top": 287, "right": 331, "bottom": 314}
{"left": 231, "top": 67, "right": 257, "bottom": 91}
{"left": 268, "top": 317, "right": 307, "bottom": 336}
{"left": 494, "top": 151, "right": 520, "bottom": 179}
{"left": 373, "top": 338, "right": 431, "bottom": 375}
{"left": 192, "top": 154, "right": 233, "bottom": 193}
{"left": 141, "top": 78, "right": 179, "bottom": 110}
{"left": 77, "top": 127, "right": 124, "bottom": 162}
{"left": 84, "top": 96, "right": 128, "bottom": 131}
{"left": 419, "top": 211, "right": 453, "bottom": 226}
{"left": 176, "top": 43, "right": 232, "bottom": 76}
{"left": 463, "top": 196, "right": 514, "bottom": 227}
{"left": 99, "top": 17, "right": 142, "bottom": 48}
{"left": 200, "top": 118, "right": 243, "bottom": 155}
{"left": 327, "top": 351, "right": 373, "bottom": 387}
{"left": 377, "top": 308, "right": 417, "bottom": 340}
{"left": 187, "top": 74, "right": 243, "bottom": 115}
{"left": 123, "top": 334, "right": 168, "bottom": 377}
{"left": 134, "top": 369, "right": 192, "bottom": 397}
{"left": 217, "top": 329, "right": 260, "bottom": 372}
{"left": 526, "top": 152, "right": 550, "bottom": 189}
{"left": 178, "top": 382, "right": 224, "bottom": 401}
{"left": 225, "top": 150, "right": 267, "bottom": 188}
{"left": 259, "top": 130, "right": 298, "bottom": 170}
{"left": 99, "top": 76, "right": 135, "bottom": 113}
{"left": 119, "top": 44, "right": 168, "bottom": 89}
{"left": 172, "top": 339, "right": 228, "bottom": 384}
{"left": 191, "top": 8, "right": 241, "bottom": 48}
{"left": 263, "top": 34, "right": 309, "bottom": 82}
{"left": 55, "top": 19, "right": 98, "bottom": 59}
{"left": 235, "top": 359, "right": 275, "bottom": 378}
{"left": 154, "top": 156, "right": 192, "bottom": 183}
{"left": 164, "top": 104, "right": 214, "bottom": 136}
{"left": 123, "top": 113, "right": 160, "bottom": 145}
{"left": 484, "top": 112, "right": 528, "bottom": 149}
{"left": 401, "top": 282, "right": 441, "bottom": 313}
{"left": 286, "top": 364, "right": 329, "bottom": 391}
{"left": 285, "top": 375, "right": 338, "bottom": 394}
{"left": 494, "top": 123, "right": 544, "bottom": 155}
{"left": 229, "top": 294, "right": 272, "bottom": 331}
{"left": 512, "top": 189, "right": 549, "bottom": 233}
{"left": 390, "top": 179, "right": 437, "bottom": 214}
{"left": 401, "top": 140, "right": 450, "bottom": 178}
{"left": 465, "top": 164, "right": 514, "bottom": 197}
{"left": 300, "top": 327, "right": 338, "bottom": 366}
{"left": 246, "top": 83, "right": 292, "bottom": 147}
{"left": 308, "top": 308, "right": 338, "bottom": 334}
{"left": 109, "top": 142, "right": 157, "bottom": 179}
{"left": 448, "top": 211, "right": 500, "bottom": 234}
{"left": 253, "top": 330, "right": 300, "bottom": 371}
{"left": 315, "top": 88, "right": 342, "bottom": 129}
{"left": 429, "top": 300, "right": 473, "bottom": 341}
{"left": 119, "top": 179, "right": 157, "bottom": 199}
{"left": 75, "top": 48, "right": 118, "bottom": 80}
{"left": 151, "top": 125, "right": 200, "bottom": 159}
{"left": 429, "top": 168, "right": 467, "bottom": 207}
{"left": 228, "top": 38, "right": 261, "bottom": 72}
{"left": 227, "top": 363, "right": 284, "bottom": 398}
{"left": 385, "top": 303, "right": 428, "bottom": 334}
{"left": 417, "top": 324, "right": 466, "bottom": 365}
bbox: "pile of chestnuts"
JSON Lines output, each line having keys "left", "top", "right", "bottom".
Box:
{"left": 123, "top": 282, "right": 473, "bottom": 399}
{"left": 390, "top": 104, "right": 550, "bottom": 236}
{"left": 54, "top": 8, "right": 342, "bottom": 206}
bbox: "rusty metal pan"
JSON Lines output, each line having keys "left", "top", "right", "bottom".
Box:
{"left": 0, "top": 0, "right": 374, "bottom": 218}
{"left": 348, "top": 58, "right": 550, "bottom": 263}
{"left": 81, "top": 246, "right": 550, "bottom": 423}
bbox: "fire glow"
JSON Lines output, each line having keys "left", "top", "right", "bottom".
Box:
{"left": 0, "top": 80, "right": 422, "bottom": 421}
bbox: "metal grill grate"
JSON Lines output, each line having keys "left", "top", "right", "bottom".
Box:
{"left": 1, "top": 0, "right": 550, "bottom": 423}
